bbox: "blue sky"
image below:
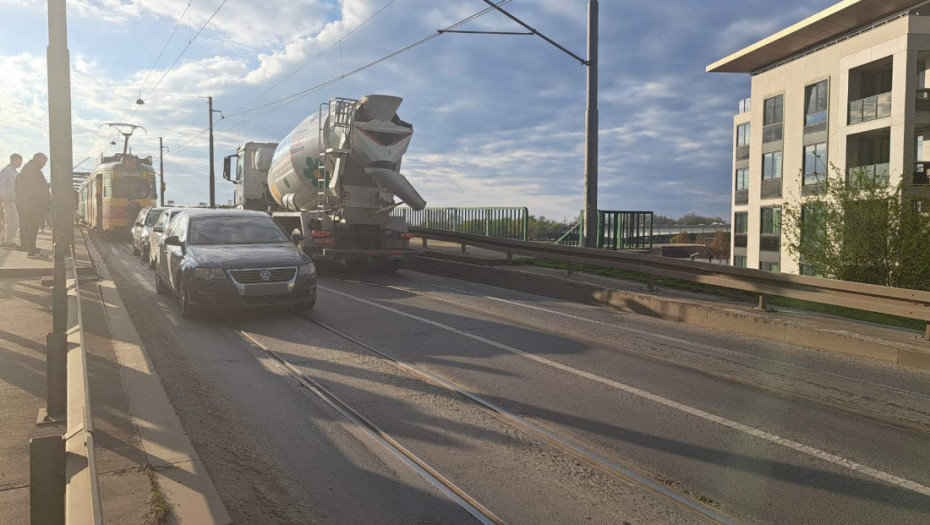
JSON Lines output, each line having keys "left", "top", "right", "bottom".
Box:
{"left": 0, "top": 0, "right": 837, "bottom": 220}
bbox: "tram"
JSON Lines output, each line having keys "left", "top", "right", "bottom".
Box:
{"left": 78, "top": 123, "right": 157, "bottom": 237}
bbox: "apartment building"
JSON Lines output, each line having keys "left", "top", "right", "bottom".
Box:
{"left": 708, "top": 0, "right": 930, "bottom": 274}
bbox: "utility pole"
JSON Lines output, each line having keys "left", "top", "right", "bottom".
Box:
{"left": 451, "top": 1, "right": 599, "bottom": 247}
{"left": 583, "top": 0, "right": 599, "bottom": 248}
{"left": 208, "top": 96, "right": 215, "bottom": 208}
{"left": 158, "top": 137, "right": 166, "bottom": 206}
{"left": 44, "top": 0, "right": 74, "bottom": 421}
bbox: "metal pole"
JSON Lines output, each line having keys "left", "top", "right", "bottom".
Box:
{"left": 158, "top": 137, "right": 165, "bottom": 207}
{"left": 582, "top": 0, "right": 599, "bottom": 248}
{"left": 208, "top": 96, "right": 215, "bottom": 208}
{"left": 45, "top": 0, "right": 74, "bottom": 420}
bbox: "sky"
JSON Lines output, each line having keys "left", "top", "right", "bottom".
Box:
{"left": 0, "top": 0, "right": 838, "bottom": 221}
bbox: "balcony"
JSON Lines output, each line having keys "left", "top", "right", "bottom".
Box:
{"left": 762, "top": 122, "right": 782, "bottom": 143}
{"left": 735, "top": 145, "right": 750, "bottom": 161}
{"left": 846, "top": 163, "right": 889, "bottom": 187}
{"left": 848, "top": 92, "right": 891, "bottom": 125}
{"left": 737, "top": 97, "right": 751, "bottom": 114}
{"left": 918, "top": 89, "right": 930, "bottom": 112}
{"left": 915, "top": 162, "right": 930, "bottom": 185}
{"left": 735, "top": 190, "right": 749, "bottom": 205}
{"left": 760, "top": 235, "right": 781, "bottom": 252}
{"left": 804, "top": 110, "right": 827, "bottom": 134}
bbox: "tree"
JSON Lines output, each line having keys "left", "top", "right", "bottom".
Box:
{"left": 783, "top": 163, "right": 930, "bottom": 288}
{"left": 709, "top": 230, "right": 730, "bottom": 259}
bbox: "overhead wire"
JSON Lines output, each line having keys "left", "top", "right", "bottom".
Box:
{"left": 169, "top": 0, "right": 511, "bottom": 158}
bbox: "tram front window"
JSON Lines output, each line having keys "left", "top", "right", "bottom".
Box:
{"left": 113, "top": 176, "right": 156, "bottom": 200}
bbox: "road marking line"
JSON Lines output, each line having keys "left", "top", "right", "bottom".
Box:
{"left": 397, "top": 276, "right": 930, "bottom": 401}
{"left": 321, "top": 285, "right": 930, "bottom": 498}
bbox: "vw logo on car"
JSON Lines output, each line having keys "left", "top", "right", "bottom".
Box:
{"left": 260, "top": 270, "right": 272, "bottom": 281}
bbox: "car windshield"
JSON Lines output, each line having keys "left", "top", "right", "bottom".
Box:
{"left": 189, "top": 216, "right": 289, "bottom": 245}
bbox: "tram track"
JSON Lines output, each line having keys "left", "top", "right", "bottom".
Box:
{"left": 237, "top": 329, "right": 507, "bottom": 525}
{"left": 284, "top": 307, "right": 737, "bottom": 524}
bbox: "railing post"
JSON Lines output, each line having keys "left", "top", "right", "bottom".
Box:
{"left": 757, "top": 294, "right": 771, "bottom": 312}
{"left": 461, "top": 242, "right": 466, "bottom": 254}
{"left": 422, "top": 236, "right": 427, "bottom": 249}
{"left": 646, "top": 274, "right": 656, "bottom": 291}
{"left": 43, "top": 331, "right": 67, "bottom": 422}
{"left": 567, "top": 261, "right": 574, "bottom": 275}
{"left": 30, "top": 435, "right": 65, "bottom": 525}
{"left": 522, "top": 208, "right": 529, "bottom": 241}
{"left": 507, "top": 252, "right": 513, "bottom": 265}
{"left": 925, "top": 322, "right": 930, "bottom": 341}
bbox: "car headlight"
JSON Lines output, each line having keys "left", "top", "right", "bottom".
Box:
{"left": 194, "top": 267, "right": 227, "bottom": 280}
{"left": 298, "top": 263, "right": 316, "bottom": 276}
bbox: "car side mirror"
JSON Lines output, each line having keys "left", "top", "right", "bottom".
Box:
{"left": 223, "top": 156, "right": 232, "bottom": 181}
{"left": 291, "top": 230, "right": 304, "bottom": 244}
{"left": 165, "top": 235, "right": 182, "bottom": 247}
{"left": 154, "top": 226, "right": 164, "bottom": 233}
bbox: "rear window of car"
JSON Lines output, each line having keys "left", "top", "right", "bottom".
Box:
{"left": 189, "top": 216, "right": 289, "bottom": 245}
{"left": 144, "top": 209, "right": 162, "bottom": 226}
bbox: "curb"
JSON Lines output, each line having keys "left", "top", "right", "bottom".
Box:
{"left": 406, "top": 255, "right": 930, "bottom": 372}
{"left": 82, "top": 229, "right": 232, "bottom": 524}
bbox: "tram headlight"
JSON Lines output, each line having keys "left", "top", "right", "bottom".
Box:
{"left": 194, "top": 267, "right": 227, "bottom": 281}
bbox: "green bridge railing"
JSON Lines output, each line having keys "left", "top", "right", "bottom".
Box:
{"left": 555, "top": 210, "right": 654, "bottom": 250}
{"left": 393, "top": 207, "right": 529, "bottom": 241}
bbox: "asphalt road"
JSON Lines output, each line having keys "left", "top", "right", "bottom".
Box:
{"left": 93, "top": 234, "right": 930, "bottom": 524}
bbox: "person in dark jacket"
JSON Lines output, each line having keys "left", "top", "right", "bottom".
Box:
{"left": 15, "top": 153, "right": 50, "bottom": 258}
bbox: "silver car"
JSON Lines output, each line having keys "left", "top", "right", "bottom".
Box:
{"left": 148, "top": 208, "right": 182, "bottom": 269}
{"left": 131, "top": 206, "right": 165, "bottom": 261}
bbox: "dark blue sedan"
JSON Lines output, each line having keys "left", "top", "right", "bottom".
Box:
{"left": 155, "top": 209, "right": 316, "bottom": 318}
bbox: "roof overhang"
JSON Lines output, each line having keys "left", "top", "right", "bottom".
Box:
{"left": 707, "top": 0, "right": 927, "bottom": 74}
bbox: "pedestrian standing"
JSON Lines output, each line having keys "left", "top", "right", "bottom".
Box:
{"left": 15, "top": 153, "right": 50, "bottom": 258}
{"left": 0, "top": 153, "right": 23, "bottom": 248}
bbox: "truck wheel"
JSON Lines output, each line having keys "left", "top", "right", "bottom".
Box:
{"left": 374, "top": 261, "right": 402, "bottom": 274}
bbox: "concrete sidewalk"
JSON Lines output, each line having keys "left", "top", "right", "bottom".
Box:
{"left": 0, "top": 229, "right": 94, "bottom": 278}
{"left": 0, "top": 229, "right": 228, "bottom": 524}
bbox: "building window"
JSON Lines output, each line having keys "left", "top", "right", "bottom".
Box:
{"left": 804, "top": 142, "right": 827, "bottom": 185}
{"left": 761, "top": 207, "right": 782, "bottom": 235}
{"left": 734, "top": 212, "right": 748, "bottom": 234}
{"left": 735, "top": 167, "right": 749, "bottom": 191}
{"left": 762, "top": 151, "right": 782, "bottom": 180}
{"left": 760, "top": 261, "right": 781, "bottom": 272}
{"left": 804, "top": 80, "right": 828, "bottom": 129}
{"left": 763, "top": 95, "right": 784, "bottom": 142}
{"left": 736, "top": 123, "right": 750, "bottom": 147}
{"left": 733, "top": 256, "right": 747, "bottom": 268}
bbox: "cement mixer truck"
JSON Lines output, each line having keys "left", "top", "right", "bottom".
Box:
{"left": 222, "top": 95, "right": 426, "bottom": 271}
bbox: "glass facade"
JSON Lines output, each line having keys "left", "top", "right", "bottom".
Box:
{"left": 762, "top": 151, "right": 782, "bottom": 180}
{"left": 804, "top": 143, "right": 827, "bottom": 185}
{"left": 735, "top": 167, "right": 749, "bottom": 191}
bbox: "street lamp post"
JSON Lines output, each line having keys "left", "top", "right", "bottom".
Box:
{"left": 158, "top": 137, "right": 167, "bottom": 207}
{"left": 583, "top": 0, "right": 599, "bottom": 248}
{"left": 207, "top": 97, "right": 223, "bottom": 209}
{"left": 45, "top": 0, "right": 75, "bottom": 421}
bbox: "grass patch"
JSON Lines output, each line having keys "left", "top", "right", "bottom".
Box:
{"left": 142, "top": 464, "right": 169, "bottom": 525}
{"left": 513, "top": 257, "right": 925, "bottom": 332}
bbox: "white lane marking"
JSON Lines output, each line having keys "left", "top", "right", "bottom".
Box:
{"left": 321, "top": 285, "right": 930, "bottom": 498}
{"left": 396, "top": 276, "right": 930, "bottom": 401}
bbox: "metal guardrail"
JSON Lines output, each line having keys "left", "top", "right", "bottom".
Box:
{"left": 393, "top": 207, "right": 528, "bottom": 240}
{"left": 30, "top": 250, "right": 102, "bottom": 525}
{"left": 412, "top": 228, "right": 930, "bottom": 332}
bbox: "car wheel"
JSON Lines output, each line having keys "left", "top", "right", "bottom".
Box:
{"left": 155, "top": 269, "right": 168, "bottom": 295}
{"left": 294, "top": 297, "right": 316, "bottom": 312}
{"left": 141, "top": 245, "right": 149, "bottom": 263}
{"left": 178, "top": 278, "right": 197, "bottom": 319}
{"left": 132, "top": 242, "right": 139, "bottom": 255}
